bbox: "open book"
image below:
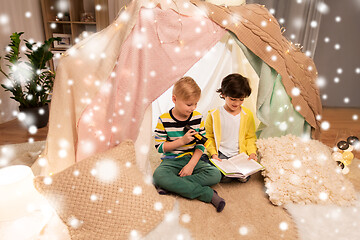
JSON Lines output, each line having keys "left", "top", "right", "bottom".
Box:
{"left": 209, "top": 153, "right": 264, "bottom": 179}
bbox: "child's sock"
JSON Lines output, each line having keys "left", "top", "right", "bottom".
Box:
{"left": 155, "top": 186, "right": 170, "bottom": 195}
{"left": 211, "top": 190, "right": 225, "bottom": 212}
{"left": 238, "top": 176, "right": 251, "bottom": 183}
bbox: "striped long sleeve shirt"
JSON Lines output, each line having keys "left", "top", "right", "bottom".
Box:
{"left": 154, "top": 109, "right": 206, "bottom": 160}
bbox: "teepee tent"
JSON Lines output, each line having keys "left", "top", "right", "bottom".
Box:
{"left": 32, "top": 0, "right": 321, "bottom": 176}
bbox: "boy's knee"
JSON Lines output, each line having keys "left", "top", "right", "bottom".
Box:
{"left": 153, "top": 167, "right": 171, "bottom": 186}
{"left": 213, "top": 169, "right": 222, "bottom": 182}
{"left": 208, "top": 167, "right": 222, "bottom": 184}
{"left": 152, "top": 168, "right": 162, "bottom": 186}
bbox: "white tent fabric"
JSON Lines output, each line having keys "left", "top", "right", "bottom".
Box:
{"left": 151, "top": 32, "right": 260, "bottom": 131}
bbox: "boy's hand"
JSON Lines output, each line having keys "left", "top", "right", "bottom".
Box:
{"left": 212, "top": 154, "right": 222, "bottom": 162}
{"left": 181, "top": 129, "right": 196, "bottom": 145}
{"left": 179, "top": 163, "right": 195, "bottom": 177}
{"left": 248, "top": 153, "right": 258, "bottom": 162}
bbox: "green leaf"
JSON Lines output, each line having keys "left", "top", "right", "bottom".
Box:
{"left": 1, "top": 32, "right": 56, "bottom": 108}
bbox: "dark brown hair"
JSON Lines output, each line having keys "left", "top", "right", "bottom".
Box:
{"left": 216, "top": 73, "right": 251, "bottom": 99}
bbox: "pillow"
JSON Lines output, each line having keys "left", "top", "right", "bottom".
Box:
{"left": 256, "top": 135, "right": 356, "bottom": 206}
{"left": 34, "top": 140, "right": 174, "bottom": 239}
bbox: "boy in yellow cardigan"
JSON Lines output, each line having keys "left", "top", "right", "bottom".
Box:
{"left": 205, "top": 73, "right": 257, "bottom": 182}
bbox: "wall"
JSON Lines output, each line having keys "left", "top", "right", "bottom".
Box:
{"left": 313, "top": 0, "right": 360, "bottom": 107}
{"left": 248, "top": 0, "right": 360, "bottom": 108}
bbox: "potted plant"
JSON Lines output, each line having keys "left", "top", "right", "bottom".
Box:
{"left": 0, "top": 32, "right": 60, "bottom": 128}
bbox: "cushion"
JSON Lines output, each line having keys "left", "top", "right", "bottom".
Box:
{"left": 34, "top": 140, "right": 174, "bottom": 239}
{"left": 256, "top": 135, "right": 356, "bottom": 206}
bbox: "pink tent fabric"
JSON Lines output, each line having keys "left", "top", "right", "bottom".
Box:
{"left": 75, "top": 8, "right": 226, "bottom": 162}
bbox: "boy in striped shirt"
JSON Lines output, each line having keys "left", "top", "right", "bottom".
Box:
{"left": 153, "top": 77, "right": 225, "bottom": 212}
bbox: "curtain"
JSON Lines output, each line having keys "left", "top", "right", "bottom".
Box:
{"left": 247, "top": 0, "right": 323, "bottom": 58}
{"left": 0, "top": 0, "right": 44, "bottom": 124}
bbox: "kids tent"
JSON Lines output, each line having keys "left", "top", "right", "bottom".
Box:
{"left": 32, "top": 0, "right": 321, "bottom": 175}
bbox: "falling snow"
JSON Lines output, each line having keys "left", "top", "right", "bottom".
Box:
{"left": 129, "top": 230, "right": 141, "bottom": 240}
{"left": 68, "top": 216, "right": 82, "bottom": 229}
{"left": 0, "top": 14, "right": 9, "bottom": 25}
{"left": 154, "top": 201, "right": 163, "bottom": 211}
{"left": 181, "top": 213, "right": 191, "bottom": 223}
{"left": 90, "top": 194, "right": 98, "bottom": 201}
{"left": 293, "top": 160, "right": 302, "bottom": 169}
{"left": 176, "top": 234, "right": 184, "bottom": 240}
{"left": 310, "top": 20, "right": 318, "bottom": 28}
{"left": 239, "top": 226, "right": 248, "bottom": 235}
{"left": 319, "top": 192, "right": 328, "bottom": 201}
{"left": 321, "top": 121, "right": 330, "bottom": 131}
{"left": 279, "top": 221, "right": 288, "bottom": 231}
{"left": 95, "top": 4, "right": 102, "bottom": 11}
{"left": 73, "top": 170, "right": 80, "bottom": 176}
{"left": 133, "top": 186, "right": 142, "bottom": 195}
{"left": 28, "top": 125, "right": 38, "bottom": 134}
{"left": 38, "top": 157, "right": 47, "bottom": 167}
{"left": 94, "top": 159, "right": 119, "bottom": 183}
{"left": 291, "top": 87, "right": 300, "bottom": 96}
{"left": 25, "top": 11, "right": 32, "bottom": 18}
{"left": 43, "top": 176, "right": 53, "bottom": 185}
{"left": 317, "top": 2, "right": 330, "bottom": 14}
{"left": 316, "top": 76, "right": 326, "bottom": 88}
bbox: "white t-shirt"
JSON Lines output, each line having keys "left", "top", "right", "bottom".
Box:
{"left": 218, "top": 106, "right": 241, "bottom": 157}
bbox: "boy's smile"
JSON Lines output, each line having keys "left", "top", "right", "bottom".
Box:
{"left": 224, "top": 96, "right": 244, "bottom": 114}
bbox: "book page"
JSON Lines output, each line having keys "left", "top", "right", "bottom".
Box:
{"left": 228, "top": 153, "right": 264, "bottom": 177}
{"left": 210, "top": 158, "right": 240, "bottom": 174}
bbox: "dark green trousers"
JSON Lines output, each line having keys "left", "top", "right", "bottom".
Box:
{"left": 153, "top": 155, "right": 221, "bottom": 202}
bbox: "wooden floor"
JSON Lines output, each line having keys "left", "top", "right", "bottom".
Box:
{"left": 0, "top": 119, "right": 49, "bottom": 145}
{"left": 318, "top": 108, "right": 360, "bottom": 159}
{"left": 0, "top": 107, "right": 359, "bottom": 158}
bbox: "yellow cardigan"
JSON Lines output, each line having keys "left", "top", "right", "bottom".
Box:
{"left": 205, "top": 106, "right": 257, "bottom": 157}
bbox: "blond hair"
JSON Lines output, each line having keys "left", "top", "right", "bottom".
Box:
{"left": 172, "top": 76, "right": 201, "bottom": 100}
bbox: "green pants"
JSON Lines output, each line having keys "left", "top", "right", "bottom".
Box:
{"left": 153, "top": 155, "right": 221, "bottom": 202}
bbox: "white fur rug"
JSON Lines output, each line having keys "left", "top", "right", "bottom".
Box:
{"left": 256, "top": 135, "right": 357, "bottom": 206}
{"left": 1, "top": 141, "right": 360, "bottom": 240}
{"left": 285, "top": 193, "right": 360, "bottom": 240}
